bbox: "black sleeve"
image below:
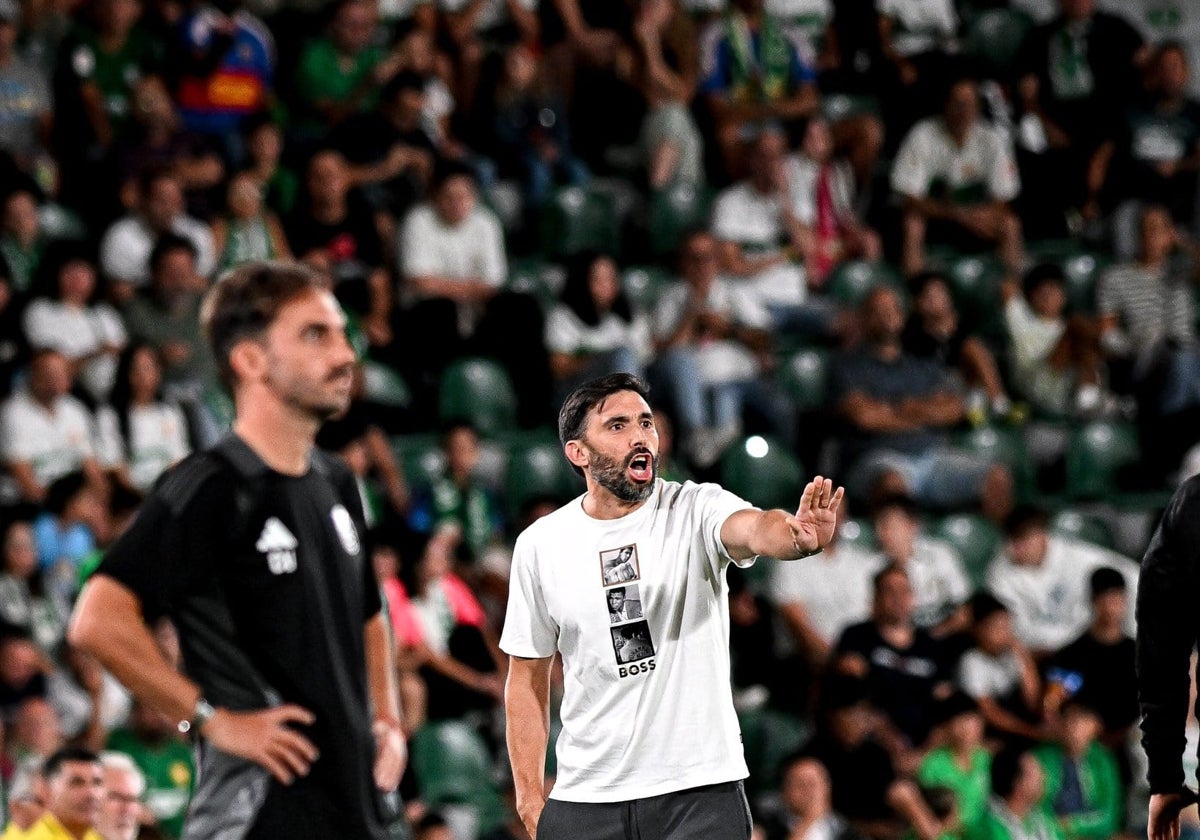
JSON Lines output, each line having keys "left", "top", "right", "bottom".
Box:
{"left": 1137, "top": 477, "right": 1200, "bottom": 793}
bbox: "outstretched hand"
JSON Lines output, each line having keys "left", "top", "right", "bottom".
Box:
{"left": 785, "top": 476, "right": 844, "bottom": 554}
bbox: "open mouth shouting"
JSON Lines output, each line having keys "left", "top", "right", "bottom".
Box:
{"left": 627, "top": 451, "right": 654, "bottom": 484}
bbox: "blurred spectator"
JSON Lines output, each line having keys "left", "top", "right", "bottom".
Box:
{"left": 831, "top": 287, "right": 1013, "bottom": 522}
{"left": 633, "top": 0, "right": 702, "bottom": 190}
{"left": 294, "top": 0, "right": 397, "bottom": 135}
{"left": 32, "top": 471, "right": 106, "bottom": 581}
{"left": 0, "top": 255, "right": 29, "bottom": 399}
{"left": 545, "top": 251, "right": 650, "bottom": 401}
{"left": 651, "top": 228, "right": 780, "bottom": 467}
{"left": 727, "top": 565, "right": 794, "bottom": 710}
{"left": 800, "top": 675, "right": 944, "bottom": 840}
{"left": 711, "top": 126, "right": 825, "bottom": 336}
{"left": 51, "top": 0, "right": 161, "bottom": 201}
{"left": 98, "top": 168, "right": 216, "bottom": 300}
{"left": 110, "top": 76, "right": 224, "bottom": 217}
{"left": 489, "top": 42, "right": 589, "bottom": 207}
{"left": 759, "top": 755, "right": 867, "bottom": 840}
{"left": 106, "top": 702, "right": 193, "bottom": 839}
{"left": 918, "top": 693, "right": 992, "bottom": 831}
{"left": 373, "top": 539, "right": 428, "bottom": 734}
{"left": 1032, "top": 699, "right": 1121, "bottom": 840}
{"left": 391, "top": 24, "right": 455, "bottom": 151}
{"left": 1043, "top": 567, "right": 1137, "bottom": 746}
{"left": 1016, "top": 0, "right": 1144, "bottom": 236}
{"left": 1, "top": 649, "right": 49, "bottom": 726}
{"left": 170, "top": 0, "right": 274, "bottom": 157}
{"left": 957, "top": 593, "right": 1044, "bottom": 744}
{"left": 876, "top": 0, "right": 958, "bottom": 125}
{"left": 0, "top": 349, "right": 105, "bottom": 505}
{"left": 22, "top": 747, "right": 103, "bottom": 840}
{"left": 986, "top": 505, "right": 1138, "bottom": 655}
{"left": 0, "top": 521, "right": 65, "bottom": 654}
{"left": 871, "top": 493, "right": 970, "bottom": 636}
{"left": 4, "top": 768, "right": 45, "bottom": 834}
{"left": 1002, "top": 265, "right": 1106, "bottom": 419}
{"left": 787, "top": 116, "right": 880, "bottom": 290}
{"left": 121, "top": 235, "right": 216, "bottom": 397}
{"left": 413, "top": 811, "right": 455, "bottom": 840}
{"left": 1, "top": 190, "right": 47, "bottom": 294}
{"left": 770, "top": 509, "right": 884, "bottom": 667}
{"left": 47, "top": 649, "right": 132, "bottom": 753}
{"left": 331, "top": 71, "right": 436, "bottom": 217}
{"left": 286, "top": 149, "right": 393, "bottom": 345}
{"left": 700, "top": 0, "right": 818, "bottom": 169}
{"left": 0, "top": 0, "right": 53, "bottom": 177}
{"left": 903, "top": 271, "right": 1012, "bottom": 425}
{"left": 407, "top": 422, "right": 504, "bottom": 560}
{"left": 242, "top": 113, "right": 297, "bottom": 216}
{"left": 22, "top": 248, "right": 127, "bottom": 402}
{"left": 210, "top": 170, "right": 292, "bottom": 272}
{"left": 94, "top": 752, "right": 144, "bottom": 840}
{"left": 834, "top": 563, "right": 952, "bottom": 750}
{"left": 966, "top": 747, "right": 1061, "bottom": 840}
{"left": 892, "top": 77, "right": 1023, "bottom": 277}
{"left": 95, "top": 344, "right": 190, "bottom": 496}
{"left": 1087, "top": 41, "right": 1200, "bottom": 260}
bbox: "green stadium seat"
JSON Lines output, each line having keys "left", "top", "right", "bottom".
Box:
{"left": 1065, "top": 420, "right": 1140, "bottom": 500}
{"left": 720, "top": 436, "right": 804, "bottom": 514}
{"left": 504, "top": 435, "right": 583, "bottom": 516}
{"left": 539, "top": 186, "right": 620, "bottom": 259}
{"left": 965, "top": 8, "right": 1034, "bottom": 75}
{"left": 1049, "top": 509, "right": 1115, "bottom": 550}
{"left": 361, "top": 360, "right": 410, "bottom": 408}
{"left": 827, "top": 260, "right": 902, "bottom": 307}
{"left": 945, "top": 254, "right": 1005, "bottom": 335}
{"left": 649, "top": 183, "right": 713, "bottom": 257}
{"left": 622, "top": 265, "right": 675, "bottom": 314}
{"left": 437, "top": 357, "right": 518, "bottom": 436}
{"left": 506, "top": 258, "right": 562, "bottom": 311}
{"left": 821, "top": 93, "right": 880, "bottom": 122}
{"left": 1060, "top": 251, "right": 1110, "bottom": 314}
{"left": 409, "top": 721, "right": 507, "bottom": 832}
{"left": 737, "top": 707, "right": 811, "bottom": 792}
{"left": 957, "top": 425, "right": 1035, "bottom": 501}
{"left": 392, "top": 433, "right": 444, "bottom": 493}
{"left": 836, "top": 518, "right": 877, "bottom": 553}
{"left": 779, "top": 347, "right": 831, "bottom": 410}
{"left": 931, "top": 513, "right": 1002, "bottom": 588}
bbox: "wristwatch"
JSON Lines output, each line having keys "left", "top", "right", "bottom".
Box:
{"left": 178, "top": 697, "right": 216, "bottom": 735}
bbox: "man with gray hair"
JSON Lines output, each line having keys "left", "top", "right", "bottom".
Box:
{"left": 95, "top": 753, "right": 144, "bottom": 840}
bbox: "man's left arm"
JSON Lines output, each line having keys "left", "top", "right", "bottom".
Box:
{"left": 365, "top": 612, "right": 406, "bottom": 790}
{"left": 720, "top": 476, "right": 843, "bottom": 561}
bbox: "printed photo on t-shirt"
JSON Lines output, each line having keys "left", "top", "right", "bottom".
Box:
{"left": 611, "top": 621, "right": 655, "bottom": 665}
{"left": 600, "top": 544, "right": 640, "bottom": 585}
{"left": 606, "top": 584, "right": 644, "bottom": 625}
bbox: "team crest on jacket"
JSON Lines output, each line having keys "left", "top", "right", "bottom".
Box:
{"left": 331, "top": 505, "right": 361, "bottom": 555}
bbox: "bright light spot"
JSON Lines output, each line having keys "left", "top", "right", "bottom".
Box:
{"left": 745, "top": 436, "right": 769, "bottom": 458}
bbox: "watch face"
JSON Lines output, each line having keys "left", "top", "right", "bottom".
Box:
{"left": 178, "top": 720, "right": 192, "bottom": 734}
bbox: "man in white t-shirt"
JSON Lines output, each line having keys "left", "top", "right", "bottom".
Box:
{"left": 502, "top": 373, "right": 843, "bottom": 840}
{"left": 891, "top": 77, "right": 1024, "bottom": 276}
{"left": 0, "top": 349, "right": 106, "bottom": 504}
{"left": 986, "top": 505, "right": 1139, "bottom": 655}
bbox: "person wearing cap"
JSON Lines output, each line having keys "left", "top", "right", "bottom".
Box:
{"left": 0, "top": 0, "right": 52, "bottom": 174}
{"left": 1043, "top": 567, "right": 1137, "bottom": 747}
{"left": 918, "top": 693, "right": 992, "bottom": 830}
{"left": 1032, "top": 698, "right": 1121, "bottom": 840}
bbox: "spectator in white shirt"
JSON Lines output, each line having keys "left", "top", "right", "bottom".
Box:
{"left": 872, "top": 493, "right": 970, "bottom": 636}
{"left": 957, "top": 592, "right": 1044, "bottom": 743}
{"left": 0, "top": 349, "right": 105, "bottom": 504}
{"left": 95, "top": 344, "right": 191, "bottom": 496}
{"left": 98, "top": 168, "right": 216, "bottom": 304}
{"left": 891, "top": 77, "right": 1023, "bottom": 276}
{"left": 986, "top": 505, "right": 1139, "bottom": 655}
{"left": 545, "top": 252, "right": 651, "bottom": 402}
{"left": 22, "top": 248, "right": 126, "bottom": 403}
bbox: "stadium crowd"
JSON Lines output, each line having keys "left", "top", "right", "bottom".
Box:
{"left": 0, "top": 0, "right": 1198, "bottom": 835}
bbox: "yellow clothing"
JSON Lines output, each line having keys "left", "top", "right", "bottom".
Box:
{"left": 1, "top": 822, "right": 31, "bottom": 840}
{"left": 22, "top": 815, "right": 102, "bottom": 840}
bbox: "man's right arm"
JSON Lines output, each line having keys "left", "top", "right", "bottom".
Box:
{"left": 505, "top": 654, "right": 553, "bottom": 839}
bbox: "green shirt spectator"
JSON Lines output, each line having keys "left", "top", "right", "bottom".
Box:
{"left": 920, "top": 746, "right": 992, "bottom": 830}
{"left": 1032, "top": 742, "right": 1121, "bottom": 840}
{"left": 108, "top": 718, "right": 195, "bottom": 839}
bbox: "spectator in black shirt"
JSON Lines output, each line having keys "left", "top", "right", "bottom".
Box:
{"left": 834, "top": 563, "right": 952, "bottom": 752}
{"left": 70, "top": 262, "right": 406, "bottom": 840}
{"left": 1046, "top": 567, "right": 1137, "bottom": 748}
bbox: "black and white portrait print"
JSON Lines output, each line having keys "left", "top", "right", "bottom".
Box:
{"left": 611, "top": 621, "right": 655, "bottom": 664}
{"left": 606, "top": 584, "right": 644, "bottom": 625}
{"left": 600, "top": 544, "right": 639, "bottom": 585}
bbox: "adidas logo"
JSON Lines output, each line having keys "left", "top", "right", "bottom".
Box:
{"left": 257, "top": 517, "right": 298, "bottom": 575}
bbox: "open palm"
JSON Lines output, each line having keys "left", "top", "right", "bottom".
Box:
{"left": 788, "top": 476, "right": 844, "bottom": 553}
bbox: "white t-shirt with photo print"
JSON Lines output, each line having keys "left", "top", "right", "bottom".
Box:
{"left": 500, "top": 478, "right": 754, "bottom": 803}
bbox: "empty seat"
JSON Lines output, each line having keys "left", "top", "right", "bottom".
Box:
{"left": 437, "top": 357, "right": 519, "bottom": 437}
{"left": 720, "top": 436, "right": 804, "bottom": 514}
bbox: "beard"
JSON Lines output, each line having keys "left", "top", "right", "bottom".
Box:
{"left": 587, "top": 446, "right": 658, "bottom": 503}
{"left": 266, "top": 361, "right": 354, "bottom": 422}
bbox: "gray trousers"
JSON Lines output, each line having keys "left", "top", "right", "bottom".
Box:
{"left": 537, "top": 781, "right": 752, "bottom": 840}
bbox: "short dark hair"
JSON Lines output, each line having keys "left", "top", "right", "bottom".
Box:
{"left": 201, "top": 261, "right": 327, "bottom": 390}
{"left": 990, "top": 747, "right": 1030, "bottom": 800}
{"left": 43, "top": 747, "right": 100, "bottom": 781}
{"left": 609, "top": 586, "right": 626, "bottom": 597}
{"left": 1022, "top": 263, "right": 1064, "bottom": 300}
{"left": 149, "top": 233, "right": 197, "bottom": 276}
{"left": 871, "top": 492, "right": 919, "bottom": 521}
{"left": 557, "top": 373, "right": 651, "bottom": 475}
{"left": 1090, "top": 566, "right": 1126, "bottom": 598}
{"left": 1004, "top": 504, "right": 1048, "bottom": 539}
{"left": 382, "top": 70, "right": 425, "bottom": 104}
{"left": 908, "top": 270, "right": 950, "bottom": 299}
{"left": 970, "top": 591, "right": 1009, "bottom": 624}
{"left": 44, "top": 471, "right": 88, "bottom": 517}
{"left": 432, "top": 158, "right": 477, "bottom": 192}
